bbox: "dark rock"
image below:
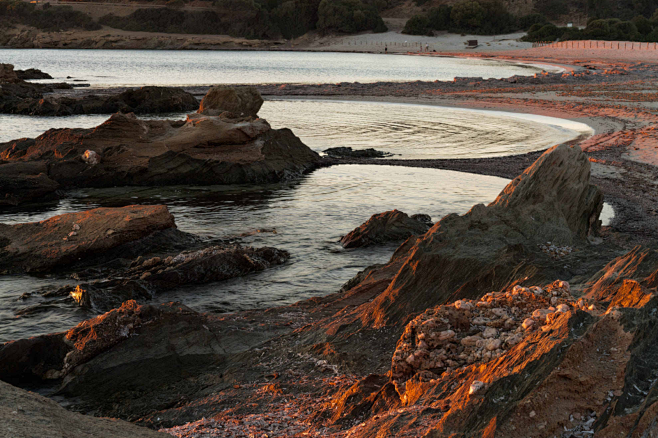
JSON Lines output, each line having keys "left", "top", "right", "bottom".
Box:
{"left": 0, "top": 112, "right": 321, "bottom": 204}
{"left": 340, "top": 209, "right": 431, "bottom": 248}
{"left": 0, "top": 63, "right": 19, "bottom": 83}
{"left": 14, "top": 68, "right": 52, "bottom": 80}
{"left": 323, "top": 147, "right": 393, "bottom": 159}
{"left": 0, "top": 162, "right": 59, "bottom": 206}
{"left": 71, "top": 245, "right": 290, "bottom": 311}
{"left": 198, "top": 86, "right": 264, "bottom": 117}
{"left": 0, "top": 205, "right": 176, "bottom": 273}
{"left": 0, "top": 379, "right": 167, "bottom": 438}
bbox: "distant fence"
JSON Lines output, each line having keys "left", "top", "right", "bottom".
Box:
{"left": 533, "top": 40, "right": 658, "bottom": 50}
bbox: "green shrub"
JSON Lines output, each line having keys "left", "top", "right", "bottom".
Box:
{"left": 632, "top": 14, "right": 653, "bottom": 35}
{"left": 518, "top": 13, "right": 548, "bottom": 30}
{"left": 450, "top": 0, "right": 485, "bottom": 30}
{"left": 317, "top": 0, "right": 387, "bottom": 33}
{"left": 0, "top": 0, "right": 100, "bottom": 31}
{"left": 427, "top": 4, "right": 451, "bottom": 30}
{"left": 402, "top": 14, "right": 429, "bottom": 34}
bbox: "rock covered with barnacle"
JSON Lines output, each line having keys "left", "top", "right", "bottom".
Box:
{"left": 391, "top": 280, "right": 595, "bottom": 382}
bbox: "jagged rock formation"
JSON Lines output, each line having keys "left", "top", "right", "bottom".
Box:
{"left": 0, "top": 379, "right": 166, "bottom": 438}
{"left": 0, "top": 110, "right": 321, "bottom": 205}
{"left": 0, "top": 205, "right": 176, "bottom": 273}
{"left": 198, "top": 86, "right": 263, "bottom": 117}
{"left": 340, "top": 209, "right": 432, "bottom": 248}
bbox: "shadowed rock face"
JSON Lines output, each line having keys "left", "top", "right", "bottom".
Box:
{"left": 0, "top": 205, "right": 176, "bottom": 273}
{"left": 198, "top": 86, "right": 264, "bottom": 117}
{"left": 0, "top": 379, "right": 167, "bottom": 438}
{"left": 340, "top": 209, "right": 432, "bottom": 248}
{"left": 0, "top": 111, "right": 321, "bottom": 204}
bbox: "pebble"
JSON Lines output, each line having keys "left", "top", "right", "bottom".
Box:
{"left": 391, "top": 280, "right": 584, "bottom": 382}
{"left": 469, "top": 380, "right": 485, "bottom": 395}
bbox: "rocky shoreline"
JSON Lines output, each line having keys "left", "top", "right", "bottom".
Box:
{"left": 1, "top": 52, "right": 658, "bottom": 437}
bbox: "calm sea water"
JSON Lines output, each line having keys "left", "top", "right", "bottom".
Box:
{"left": 0, "top": 100, "right": 592, "bottom": 158}
{"left": 0, "top": 49, "right": 556, "bottom": 87}
{"left": 0, "top": 165, "right": 511, "bottom": 342}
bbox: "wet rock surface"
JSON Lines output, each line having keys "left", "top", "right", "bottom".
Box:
{"left": 0, "top": 109, "right": 321, "bottom": 204}
{"left": 323, "top": 147, "right": 393, "bottom": 159}
{"left": 67, "top": 244, "right": 290, "bottom": 311}
{"left": 340, "top": 209, "right": 431, "bottom": 248}
{"left": 15, "top": 68, "right": 53, "bottom": 80}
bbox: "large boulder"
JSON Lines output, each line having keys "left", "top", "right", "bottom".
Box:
{"left": 0, "top": 162, "right": 59, "bottom": 206}
{"left": 198, "top": 86, "right": 264, "bottom": 117}
{"left": 340, "top": 210, "right": 432, "bottom": 248}
{"left": 0, "top": 112, "right": 321, "bottom": 204}
{"left": 0, "top": 205, "right": 176, "bottom": 273}
{"left": 14, "top": 68, "right": 52, "bottom": 80}
{"left": 105, "top": 86, "right": 199, "bottom": 114}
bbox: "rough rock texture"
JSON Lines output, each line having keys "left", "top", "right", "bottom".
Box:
{"left": 0, "top": 205, "right": 176, "bottom": 273}
{"left": 0, "top": 111, "right": 321, "bottom": 204}
{"left": 0, "top": 300, "right": 293, "bottom": 420}
{"left": 68, "top": 245, "right": 290, "bottom": 311}
{"left": 198, "top": 86, "right": 264, "bottom": 117}
{"left": 340, "top": 209, "right": 432, "bottom": 248}
{"left": 0, "top": 380, "right": 167, "bottom": 438}
{"left": 0, "top": 162, "right": 60, "bottom": 206}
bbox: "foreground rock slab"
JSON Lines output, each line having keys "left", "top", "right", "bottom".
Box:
{"left": 0, "top": 205, "right": 175, "bottom": 273}
{"left": 0, "top": 380, "right": 167, "bottom": 438}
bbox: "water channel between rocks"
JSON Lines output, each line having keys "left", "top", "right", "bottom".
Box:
{"left": 0, "top": 100, "right": 609, "bottom": 342}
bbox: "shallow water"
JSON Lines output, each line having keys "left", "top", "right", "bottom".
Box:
{"left": 0, "top": 49, "right": 555, "bottom": 87}
{"left": 0, "top": 100, "right": 592, "bottom": 159}
{"left": 0, "top": 165, "right": 512, "bottom": 342}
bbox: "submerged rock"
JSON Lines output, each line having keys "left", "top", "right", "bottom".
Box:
{"left": 198, "top": 86, "right": 263, "bottom": 117}
{"left": 323, "top": 147, "right": 393, "bottom": 159}
{"left": 70, "top": 244, "right": 290, "bottom": 311}
{"left": 0, "top": 111, "right": 321, "bottom": 204}
{"left": 0, "top": 205, "right": 176, "bottom": 273}
{"left": 340, "top": 209, "right": 432, "bottom": 248}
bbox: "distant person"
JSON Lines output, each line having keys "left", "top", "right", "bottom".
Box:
{"left": 385, "top": 45, "right": 388, "bottom": 54}
{"left": 426, "top": 43, "right": 429, "bottom": 52}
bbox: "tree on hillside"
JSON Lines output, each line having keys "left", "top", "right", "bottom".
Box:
{"left": 450, "top": 0, "right": 485, "bottom": 30}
